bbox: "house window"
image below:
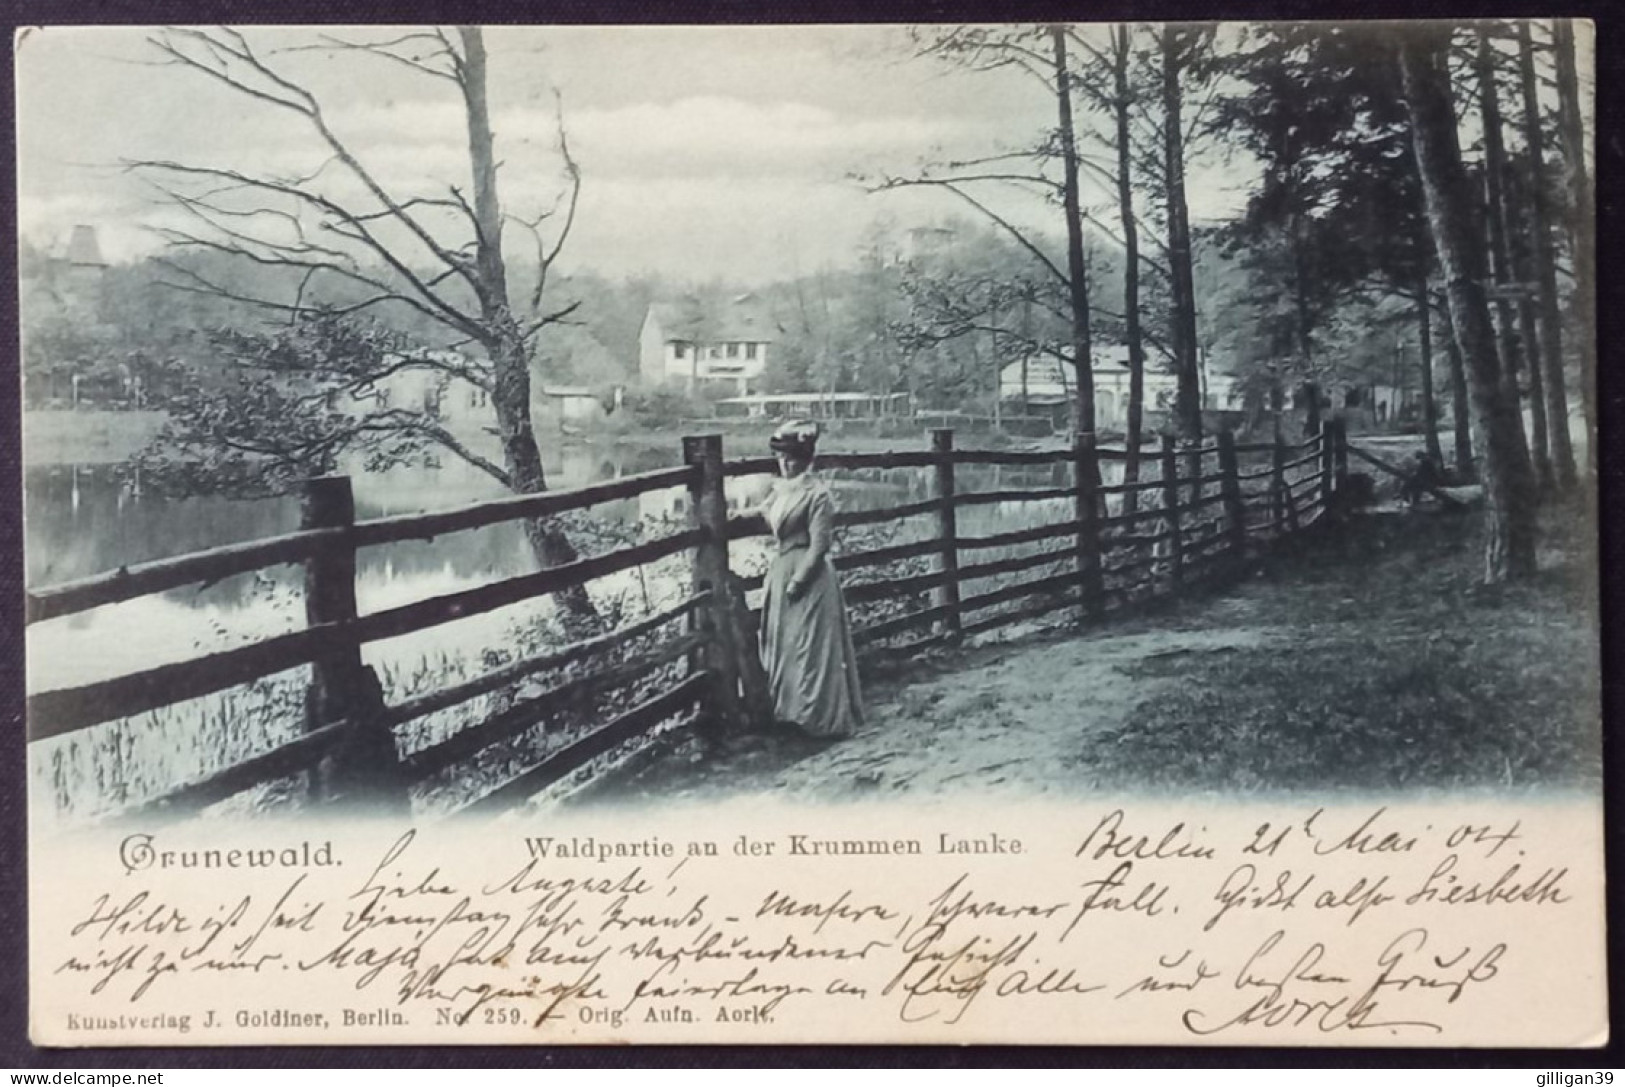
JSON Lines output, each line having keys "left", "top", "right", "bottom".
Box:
{"left": 709, "top": 345, "right": 722, "bottom": 359}
{"left": 726, "top": 342, "right": 740, "bottom": 358}
{"left": 745, "top": 342, "right": 759, "bottom": 360}
{"left": 673, "top": 342, "right": 688, "bottom": 360}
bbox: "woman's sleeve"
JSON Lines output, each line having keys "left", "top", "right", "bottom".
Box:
{"left": 797, "top": 487, "right": 837, "bottom": 587}
{"left": 747, "top": 482, "right": 773, "bottom": 527}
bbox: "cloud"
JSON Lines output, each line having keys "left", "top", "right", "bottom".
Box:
{"left": 558, "top": 96, "right": 984, "bottom": 180}
{"left": 14, "top": 26, "right": 1066, "bottom": 281}
{"left": 325, "top": 93, "right": 1003, "bottom": 188}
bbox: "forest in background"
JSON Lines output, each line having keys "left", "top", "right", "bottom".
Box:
{"left": 19, "top": 20, "right": 1594, "bottom": 585}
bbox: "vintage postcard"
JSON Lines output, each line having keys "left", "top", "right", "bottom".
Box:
{"left": 18, "top": 21, "right": 1606, "bottom": 1047}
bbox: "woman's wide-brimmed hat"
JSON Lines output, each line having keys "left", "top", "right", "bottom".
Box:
{"left": 769, "top": 419, "right": 820, "bottom": 456}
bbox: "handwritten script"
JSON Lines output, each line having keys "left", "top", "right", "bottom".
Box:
{"left": 36, "top": 805, "right": 1599, "bottom": 1045}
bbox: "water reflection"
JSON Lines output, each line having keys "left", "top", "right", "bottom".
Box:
{"left": 25, "top": 444, "right": 682, "bottom": 590}
{"left": 25, "top": 448, "right": 1131, "bottom": 686}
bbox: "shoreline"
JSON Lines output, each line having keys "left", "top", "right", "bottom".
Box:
{"left": 23, "top": 409, "right": 168, "bottom": 467}
{"left": 29, "top": 408, "right": 1473, "bottom": 469}
{"left": 21, "top": 409, "right": 1047, "bottom": 469}
{"left": 584, "top": 423, "right": 1036, "bottom": 455}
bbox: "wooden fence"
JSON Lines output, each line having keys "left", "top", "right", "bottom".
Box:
{"left": 24, "top": 421, "right": 1349, "bottom": 819}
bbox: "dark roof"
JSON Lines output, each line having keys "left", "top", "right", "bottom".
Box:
{"left": 646, "top": 294, "right": 778, "bottom": 344}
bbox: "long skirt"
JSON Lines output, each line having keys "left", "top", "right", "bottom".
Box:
{"left": 759, "top": 553, "right": 864, "bottom": 738}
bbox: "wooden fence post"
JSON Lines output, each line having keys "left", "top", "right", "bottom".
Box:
{"left": 684, "top": 434, "right": 744, "bottom": 734}
{"left": 930, "top": 428, "right": 962, "bottom": 640}
{"left": 1271, "top": 433, "right": 1288, "bottom": 538}
{"left": 1320, "top": 418, "right": 1336, "bottom": 507}
{"left": 1332, "top": 417, "right": 1349, "bottom": 492}
{"left": 1073, "top": 432, "right": 1105, "bottom": 620}
{"left": 302, "top": 475, "right": 404, "bottom": 808}
{"left": 1160, "top": 435, "right": 1184, "bottom": 589}
{"left": 1217, "top": 429, "right": 1246, "bottom": 563}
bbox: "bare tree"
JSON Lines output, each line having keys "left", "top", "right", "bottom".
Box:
{"left": 130, "top": 27, "right": 597, "bottom": 624}
{"left": 875, "top": 25, "right": 1099, "bottom": 439}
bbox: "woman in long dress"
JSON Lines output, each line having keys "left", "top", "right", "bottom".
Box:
{"left": 758, "top": 420, "right": 863, "bottom": 740}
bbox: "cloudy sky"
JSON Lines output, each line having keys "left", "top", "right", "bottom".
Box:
{"left": 17, "top": 25, "right": 1258, "bottom": 284}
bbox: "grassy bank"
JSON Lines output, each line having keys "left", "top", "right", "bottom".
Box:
{"left": 1077, "top": 504, "right": 1601, "bottom": 794}
{"left": 23, "top": 409, "right": 167, "bottom": 466}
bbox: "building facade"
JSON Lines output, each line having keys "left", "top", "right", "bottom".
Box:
{"left": 999, "top": 346, "right": 1240, "bottom": 432}
{"left": 638, "top": 294, "right": 778, "bottom": 395}
{"left": 713, "top": 391, "right": 912, "bottom": 420}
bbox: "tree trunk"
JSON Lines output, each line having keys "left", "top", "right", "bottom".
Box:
{"left": 1290, "top": 206, "right": 1320, "bottom": 441}
{"left": 1499, "top": 158, "right": 1553, "bottom": 491}
{"left": 1051, "top": 26, "right": 1096, "bottom": 442}
{"left": 1438, "top": 299, "right": 1476, "bottom": 479}
{"left": 1416, "top": 279, "right": 1443, "bottom": 466}
{"left": 988, "top": 327, "right": 1001, "bottom": 430}
{"left": 491, "top": 333, "right": 593, "bottom": 599}
{"left": 458, "top": 26, "right": 596, "bottom": 628}
{"left": 1516, "top": 21, "right": 1578, "bottom": 490}
{"left": 1112, "top": 24, "right": 1145, "bottom": 515}
{"left": 1553, "top": 17, "right": 1596, "bottom": 485}
{"left": 1019, "top": 297, "right": 1031, "bottom": 418}
{"left": 1475, "top": 28, "right": 1544, "bottom": 487}
{"left": 1161, "top": 28, "right": 1203, "bottom": 440}
{"left": 1401, "top": 28, "right": 1537, "bottom": 582}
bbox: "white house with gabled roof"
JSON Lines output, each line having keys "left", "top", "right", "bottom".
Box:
{"left": 638, "top": 293, "right": 778, "bottom": 395}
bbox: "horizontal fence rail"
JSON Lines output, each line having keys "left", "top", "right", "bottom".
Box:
{"left": 28, "top": 528, "right": 702, "bottom": 741}
{"left": 383, "top": 592, "right": 709, "bottom": 727}
{"left": 25, "top": 527, "right": 346, "bottom": 624}
{"left": 28, "top": 420, "right": 1349, "bottom": 821}
{"left": 350, "top": 465, "right": 697, "bottom": 548}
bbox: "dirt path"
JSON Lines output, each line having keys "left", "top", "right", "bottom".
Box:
{"left": 581, "top": 506, "right": 1600, "bottom": 806}
{"left": 719, "top": 625, "right": 1269, "bottom": 803}
{"left": 584, "top": 592, "right": 1286, "bottom": 807}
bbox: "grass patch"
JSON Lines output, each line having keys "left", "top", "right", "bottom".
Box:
{"left": 1077, "top": 505, "right": 1601, "bottom": 795}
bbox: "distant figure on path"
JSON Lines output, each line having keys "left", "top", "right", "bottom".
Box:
{"left": 758, "top": 419, "right": 863, "bottom": 740}
{"left": 1402, "top": 451, "right": 1444, "bottom": 506}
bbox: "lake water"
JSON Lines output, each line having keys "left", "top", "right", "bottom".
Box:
{"left": 27, "top": 444, "right": 686, "bottom": 687}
